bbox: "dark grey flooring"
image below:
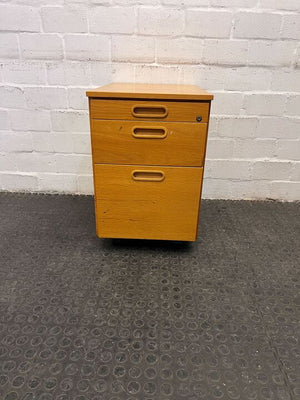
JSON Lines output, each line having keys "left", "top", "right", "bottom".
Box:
{"left": 0, "top": 193, "right": 299, "bottom": 400}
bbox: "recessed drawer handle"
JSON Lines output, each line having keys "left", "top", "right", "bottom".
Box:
{"left": 132, "top": 126, "right": 167, "bottom": 139}
{"left": 132, "top": 170, "right": 165, "bottom": 182}
{"left": 132, "top": 104, "right": 168, "bottom": 118}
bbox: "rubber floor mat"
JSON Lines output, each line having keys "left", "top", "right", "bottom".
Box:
{"left": 0, "top": 193, "right": 299, "bottom": 400}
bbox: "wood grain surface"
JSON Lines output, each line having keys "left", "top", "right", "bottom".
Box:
{"left": 94, "top": 164, "right": 204, "bottom": 241}
{"left": 91, "top": 120, "right": 208, "bottom": 167}
{"left": 90, "top": 99, "right": 210, "bottom": 123}
{"left": 87, "top": 82, "right": 214, "bottom": 101}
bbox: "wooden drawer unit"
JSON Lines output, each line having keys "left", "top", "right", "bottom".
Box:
{"left": 90, "top": 99, "right": 210, "bottom": 123}
{"left": 87, "top": 83, "right": 213, "bottom": 241}
{"left": 91, "top": 120, "right": 208, "bottom": 167}
{"left": 94, "top": 164, "right": 203, "bottom": 241}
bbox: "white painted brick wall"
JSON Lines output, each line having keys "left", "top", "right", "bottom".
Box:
{"left": 3, "top": 62, "right": 47, "bottom": 84}
{"left": 112, "top": 36, "right": 155, "bottom": 63}
{"left": 203, "top": 39, "right": 248, "bottom": 66}
{"left": 139, "top": 7, "right": 184, "bottom": 36}
{"left": 0, "top": 1, "right": 299, "bottom": 201}
{"left": 156, "top": 38, "right": 203, "bottom": 64}
{"left": 186, "top": 10, "right": 232, "bottom": 38}
{"left": 234, "top": 12, "right": 282, "bottom": 39}
{"left": 65, "top": 34, "right": 110, "bottom": 61}
{"left": 42, "top": 6, "right": 88, "bottom": 33}
{"left": 90, "top": 7, "right": 136, "bottom": 34}
{"left": 0, "top": 5, "right": 40, "bottom": 32}
{"left": 20, "top": 33, "right": 64, "bottom": 60}
{"left": 0, "top": 34, "right": 19, "bottom": 59}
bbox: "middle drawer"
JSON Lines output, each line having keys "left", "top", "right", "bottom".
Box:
{"left": 91, "top": 120, "right": 207, "bottom": 167}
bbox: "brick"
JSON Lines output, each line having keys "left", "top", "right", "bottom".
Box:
{"left": 47, "top": 62, "right": 91, "bottom": 86}
{"left": 116, "top": 0, "right": 159, "bottom": 4}
{"left": 223, "top": 67, "right": 272, "bottom": 91}
{"left": 233, "top": 138, "right": 277, "bottom": 159}
{"left": 42, "top": 6, "right": 87, "bottom": 33}
{"left": 15, "top": 153, "right": 56, "bottom": 173}
{"left": 203, "top": 39, "right": 248, "bottom": 65}
{"left": 51, "top": 111, "right": 89, "bottom": 132}
{"left": 139, "top": 7, "right": 184, "bottom": 35}
{"left": 111, "top": 63, "right": 135, "bottom": 83}
{"left": 90, "top": 63, "right": 113, "bottom": 86}
{"left": 112, "top": 36, "right": 155, "bottom": 63}
{"left": 277, "top": 140, "right": 300, "bottom": 161}
{"left": 286, "top": 95, "right": 300, "bottom": 116}
{"left": 271, "top": 69, "right": 300, "bottom": 92}
{"left": 205, "top": 160, "right": 251, "bottom": 180}
{"left": 0, "top": 111, "right": 9, "bottom": 131}
{"left": 72, "top": 134, "right": 91, "bottom": 154}
{"left": 24, "top": 87, "right": 68, "bottom": 110}
{"left": 134, "top": 65, "right": 180, "bottom": 84}
{"left": 51, "top": 133, "right": 73, "bottom": 153}
{"left": 218, "top": 117, "right": 258, "bottom": 138}
{"left": 211, "top": 92, "right": 244, "bottom": 115}
{"left": 202, "top": 178, "right": 235, "bottom": 199}
{"left": 233, "top": 12, "right": 281, "bottom": 39}
{"left": 162, "top": 0, "right": 209, "bottom": 5}
{"left": 259, "top": 0, "right": 300, "bottom": 11}
{"left": 65, "top": 34, "right": 110, "bottom": 61}
{"left": 291, "top": 163, "right": 300, "bottom": 181}
{"left": 182, "top": 66, "right": 225, "bottom": 90}
{"left": 243, "top": 94, "right": 287, "bottom": 116}
{"left": 13, "top": 0, "right": 64, "bottom": 4}
{"left": 0, "top": 34, "right": 19, "bottom": 59}
{"left": 252, "top": 161, "right": 292, "bottom": 180}
{"left": 156, "top": 38, "right": 203, "bottom": 64}
{"left": 203, "top": 179, "right": 272, "bottom": 200}
{"left": 186, "top": 10, "right": 232, "bottom": 38}
{"left": 207, "top": 116, "right": 218, "bottom": 137}
{"left": 38, "top": 173, "right": 77, "bottom": 193}
{"left": 91, "top": 0, "right": 112, "bottom": 4}
{"left": 269, "top": 181, "right": 300, "bottom": 201}
{"left": 77, "top": 175, "right": 94, "bottom": 195}
{"left": 68, "top": 88, "right": 89, "bottom": 110}
{"left": 294, "top": 48, "right": 299, "bottom": 67}
{"left": 205, "top": 138, "right": 234, "bottom": 159}
{"left": 257, "top": 117, "right": 300, "bottom": 139}
{"left": 65, "top": 0, "right": 92, "bottom": 3}
{"left": 0, "top": 86, "right": 25, "bottom": 109}
{"left": 281, "top": 14, "right": 300, "bottom": 39}
{"left": 1, "top": 173, "right": 38, "bottom": 192}
{"left": 211, "top": 0, "right": 257, "bottom": 6}
{"left": 10, "top": 110, "right": 51, "bottom": 131}
{"left": 32, "top": 133, "right": 53, "bottom": 152}
{"left": 55, "top": 154, "right": 92, "bottom": 174}
{"left": 231, "top": 180, "right": 272, "bottom": 200}
{"left": 90, "top": 7, "right": 135, "bottom": 34}
{"left": 20, "top": 34, "right": 63, "bottom": 60}
{"left": 2, "top": 62, "right": 46, "bottom": 84}
{"left": 248, "top": 41, "right": 296, "bottom": 67}
{"left": 0, "top": 132, "right": 32, "bottom": 152}
{"left": 0, "top": 5, "right": 40, "bottom": 32}
{"left": 0, "top": 154, "right": 17, "bottom": 171}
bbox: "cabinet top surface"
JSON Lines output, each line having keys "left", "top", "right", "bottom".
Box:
{"left": 86, "top": 83, "right": 213, "bottom": 101}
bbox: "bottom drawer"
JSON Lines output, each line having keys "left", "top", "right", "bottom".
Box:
{"left": 94, "top": 164, "right": 203, "bottom": 241}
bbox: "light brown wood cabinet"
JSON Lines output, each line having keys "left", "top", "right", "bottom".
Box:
{"left": 86, "top": 83, "right": 213, "bottom": 241}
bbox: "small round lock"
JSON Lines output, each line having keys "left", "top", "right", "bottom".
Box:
{"left": 196, "top": 116, "right": 202, "bottom": 122}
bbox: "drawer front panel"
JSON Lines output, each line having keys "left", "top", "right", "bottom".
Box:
{"left": 91, "top": 120, "right": 208, "bottom": 167}
{"left": 94, "top": 164, "right": 203, "bottom": 241}
{"left": 90, "top": 99, "right": 210, "bottom": 123}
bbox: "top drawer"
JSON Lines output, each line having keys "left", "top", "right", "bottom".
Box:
{"left": 90, "top": 99, "right": 210, "bottom": 123}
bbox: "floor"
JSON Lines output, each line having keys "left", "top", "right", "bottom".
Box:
{"left": 0, "top": 193, "right": 299, "bottom": 400}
